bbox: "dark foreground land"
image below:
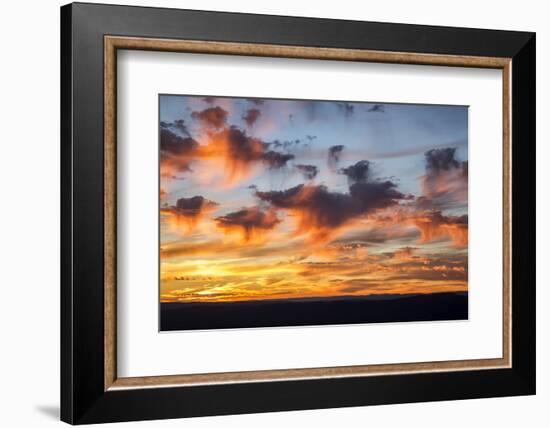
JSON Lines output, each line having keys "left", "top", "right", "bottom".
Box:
{"left": 160, "top": 291, "right": 468, "bottom": 331}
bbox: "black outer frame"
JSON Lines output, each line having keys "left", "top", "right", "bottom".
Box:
{"left": 60, "top": 2, "right": 535, "bottom": 424}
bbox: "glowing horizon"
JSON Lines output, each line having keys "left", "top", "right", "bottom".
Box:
{"left": 159, "top": 95, "right": 468, "bottom": 303}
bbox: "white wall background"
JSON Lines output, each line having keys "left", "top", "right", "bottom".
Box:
{"left": 0, "top": 0, "right": 546, "bottom": 426}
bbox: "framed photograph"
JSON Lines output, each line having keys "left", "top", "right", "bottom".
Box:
{"left": 157, "top": 93, "right": 471, "bottom": 332}
{"left": 61, "top": 2, "right": 535, "bottom": 424}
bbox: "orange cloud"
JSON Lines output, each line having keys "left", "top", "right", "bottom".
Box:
{"left": 409, "top": 211, "right": 468, "bottom": 247}
{"left": 160, "top": 250, "right": 467, "bottom": 303}
{"left": 345, "top": 205, "right": 468, "bottom": 248}
{"left": 161, "top": 105, "right": 299, "bottom": 187}
{"left": 196, "top": 126, "right": 293, "bottom": 185}
{"left": 160, "top": 239, "right": 226, "bottom": 259}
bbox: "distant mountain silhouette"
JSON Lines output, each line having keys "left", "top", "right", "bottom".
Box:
{"left": 160, "top": 292, "right": 468, "bottom": 331}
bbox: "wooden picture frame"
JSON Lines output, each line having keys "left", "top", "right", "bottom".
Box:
{"left": 61, "top": 2, "right": 535, "bottom": 424}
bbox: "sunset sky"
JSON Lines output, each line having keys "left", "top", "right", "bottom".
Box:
{"left": 159, "top": 95, "right": 468, "bottom": 303}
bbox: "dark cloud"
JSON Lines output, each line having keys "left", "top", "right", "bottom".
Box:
{"left": 175, "top": 196, "right": 218, "bottom": 215}
{"left": 222, "top": 126, "right": 266, "bottom": 163}
{"left": 349, "top": 180, "right": 411, "bottom": 210}
{"left": 425, "top": 148, "right": 460, "bottom": 173}
{"left": 215, "top": 206, "right": 281, "bottom": 241}
{"left": 367, "top": 104, "right": 385, "bottom": 113}
{"left": 261, "top": 151, "right": 295, "bottom": 169}
{"left": 336, "top": 102, "right": 355, "bottom": 117}
{"left": 200, "top": 126, "right": 295, "bottom": 178}
{"left": 420, "top": 147, "right": 468, "bottom": 209}
{"left": 255, "top": 179, "right": 407, "bottom": 239}
{"left": 160, "top": 129, "right": 199, "bottom": 175}
{"left": 161, "top": 196, "right": 219, "bottom": 232}
{"left": 256, "top": 184, "right": 357, "bottom": 229}
{"left": 295, "top": 164, "right": 319, "bottom": 180}
{"left": 242, "top": 108, "right": 261, "bottom": 127}
{"left": 270, "top": 139, "right": 302, "bottom": 150}
{"left": 306, "top": 135, "right": 317, "bottom": 142}
{"left": 173, "top": 119, "right": 189, "bottom": 134}
{"left": 339, "top": 160, "right": 371, "bottom": 184}
{"left": 160, "top": 129, "right": 198, "bottom": 157}
{"left": 247, "top": 98, "right": 265, "bottom": 105}
{"left": 328, "top": 145, "right": 345, "bottom": 170}
{"left": 160, "top": 119, "right": 190, "bottom": 136}
{"left": 191, "top": 106, "right": 228, "bottom": 129}
{"left": 202, "top": 96, "right": 216, "bottom": 104}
